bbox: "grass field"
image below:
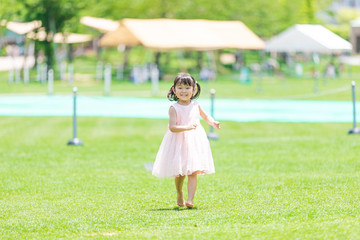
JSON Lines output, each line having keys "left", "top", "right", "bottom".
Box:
{"left": 1, "top": 55, "right": 360, "bottom": 238}
{"left": 0, "top": 73, "right": 359, "bottom": 101}
{"left": 2, "top": 48, "right": 360, "bottom": 101}
{"left": 1, "top": 117, "right": 360, "bottom": 239}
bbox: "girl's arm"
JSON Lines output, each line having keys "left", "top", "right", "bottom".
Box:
{"left": 199, "top": 104, "right": 221, "bottom": 129}
{"left": 169, "top": 106, "right": 197, "bottom": 132}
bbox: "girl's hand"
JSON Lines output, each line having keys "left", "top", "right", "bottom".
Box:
{"left": 213, "top": 121, "right": 220, "bottom": 129}
{"left": 187, "top": 123, "right": 197, "bottom": 130}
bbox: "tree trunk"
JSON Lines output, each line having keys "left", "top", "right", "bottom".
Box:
{"left": 123, "top": 46, "right": 132, "bottom": 75}
{"left": 197, "top": 51, "right": 203, "bottom": 71}
{"left": 44, "top": 40, "right": 53, "bottom": 71}
{"left": 67, "top": 44, "right": 73, "bottom": 63}
{"left": 155, "top": 52, "right": 161, "bottom": 67}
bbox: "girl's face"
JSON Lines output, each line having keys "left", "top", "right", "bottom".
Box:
{"left": 173, "top": 83, "right": 194, "bottom": 104}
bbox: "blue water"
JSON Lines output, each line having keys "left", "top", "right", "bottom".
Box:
{"left": 0, "top": 95, "right": 355, "bottom": 123}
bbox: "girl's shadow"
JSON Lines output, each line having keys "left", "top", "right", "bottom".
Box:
{"left": 150, "top": 206, "right": 198, "bottom": 211}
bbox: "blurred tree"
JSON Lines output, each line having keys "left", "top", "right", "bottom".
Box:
{"left": 2, "top": 0, "right": 335, "bottom": 59}
{"left": 21, "top": 0, "right": 85, "bottom": 69}
{"left": 0, "top": 0, "right": 29, "bottom": 22}
{"left": 336, "top": 7, "right": 360, "bottom": 23}
{"left": 2, "top": 0, "right": 335, "bottom": 38}
{"left": 79, "top": 0, "right": 331, "bottom": 38}
{"left": 0, "top": 0, "right": 24, "bottom": 40}
{"left": 303, "top": 0, "right": 316, "bottom": 23}
{"left": 325, "top": 7, "right": 360, "bottom": 40}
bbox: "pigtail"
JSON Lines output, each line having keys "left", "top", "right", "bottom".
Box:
{"left": 167, "top": 85, "right": 178, "bottom": 101}
{"left": 191, "top": 81, "right": 201, "bottom": 99}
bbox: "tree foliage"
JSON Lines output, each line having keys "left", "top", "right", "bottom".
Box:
{"left": 1, "top": 0, "right": 345, "bottom": 63}
{"left": 24, "top": 0, "right": 85, "bottom": 68}
{"left": 78, "top": 0, "right": 331, "bottom": 38}
{"left": 3, "top": 0, "right": 335, "bottom": 39}
{"left": 324, "top": 7, "right": 360, "bottom": 40}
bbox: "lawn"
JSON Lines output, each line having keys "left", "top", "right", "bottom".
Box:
{"left": 0, "top": 72, "right": 359, "bottom": 101}
{"left": 1, "top": 54, "right": 360, "bottom": 239}
{"left": 2, "top": 47, "right": 360, "bottom": 101}
{"left": 1, "top": 117, "right": 359, "bottom": 239}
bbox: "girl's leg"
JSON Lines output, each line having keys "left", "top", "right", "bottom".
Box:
{"left": 175, "top": 175, "right": 186, "bottom": 206}
{"left": 186, "top": 173, "right": 197, "bottom": 207}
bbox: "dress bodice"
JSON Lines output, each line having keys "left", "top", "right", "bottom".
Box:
{"left": 172, "top": 101, "right": 200, "bottom": 126}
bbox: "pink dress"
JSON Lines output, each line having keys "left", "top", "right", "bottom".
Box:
{"left": 152, "top": 100, "right": 215, "bottom": 178}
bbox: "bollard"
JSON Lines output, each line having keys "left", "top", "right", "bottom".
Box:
{"left": 8, "top": 68, "right": 14, "bottom": 84}
{"left": 104, "top": 63, "right": 112, "bottom": 95}
{"left": 36, "top": 64, "right": 41, "bottom": 82}
{"left": 24, "top": 67, "right": 29, "bottom": 84}
{"left": 207, "top": 89, "right": 219, "bottom": 140}
{"left": 96, "top": 61, "right": 103, "bottom": 81}
{"left": 314, "top": 70, "right": 319, "bottom": 93}
{"left": 257, "top": 67, "right": 263, "bottom": 94}
{"left": 15, "top": 69, "right": 21, "bottom": 83}
{"left": 41, "top": 64, "right": 47, "bottom": 85}
{"left": 151, "top": 65, "right": 159, "bottom": 95}
{"left": 348, "top": 81, "right": 360, "bottom": 134}
{"left": 116, "top": 64, "right": 123, "bottom": 81}
{"left": 59, "top": 61, "right": 67, "bottom": 81}
{"left": 48, "top": 69, "right": 54, "bottom": 95}
{"left": 67, "top": 87, "right": 83, "bottom": 145}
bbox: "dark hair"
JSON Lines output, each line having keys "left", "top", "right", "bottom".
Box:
{"left": 167, "top": 73, "right": 201, "bottom": 101}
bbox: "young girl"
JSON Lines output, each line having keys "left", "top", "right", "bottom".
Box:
{"left": 152, "top": 73, "right": 220, "bottom": 209}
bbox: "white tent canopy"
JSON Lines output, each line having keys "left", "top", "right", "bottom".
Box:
{"left": 6, "top": 20, "right": 42, "bottom": 34}
{"left": 121, "top": 18, "right": 265, "bottom": 51}
{"left": 97, "top": 18, "right": 265, "bottom": 51}
{"left": 266, "top": 24, "right": 352, "bottom": 53}
{"left": 80, "top": 16, "right": 119, "bottom": 32}
{"left": 99, "top": 22, "right": 140, "bottom": 47}
{"left": 4, "top": 20, "right": 91, "bottom": 43}
{"left": 27, "top": 28, "right": 92, "bottom": 43}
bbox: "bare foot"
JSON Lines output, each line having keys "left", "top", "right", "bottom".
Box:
{"left": 177, "top": 192, "right": 185, "bottom": 207}
{"left": 185, "top": 201, "right": 194, "bottom": 209}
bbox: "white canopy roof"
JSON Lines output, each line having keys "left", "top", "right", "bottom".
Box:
{"left": 99, "top": 22, "right": 140, "bottom": 47}
{"left": 80, "top": 16, "right": 119, "bottom": 32}
{"left": 266, "top": 24, "right": 352, "bottom": 53}
{"left": 5, "top": 20, "right": 91, "bottom": 43}
{"left": 27, "top": 28, "right": 92, "bottom": 43}
{"left": 98, "top": 18, "right": 264, "bottom": 50}
{"left": 53, "top": 33, "right": 92, "bottom": 43}
{"left": 6, "top": 20, "right": 42, "bottom": 35}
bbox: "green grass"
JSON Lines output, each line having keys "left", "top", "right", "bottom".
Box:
{"left": 1, "top": 117, "right": 360, "bottom": 239}
{"left": 1, "top": 50, "right": 360, "bottom": 101}
{"left": 2, "top": 46, "right": 360, "bottom": 101}
{"left": 0, "top": 72, "right": 358, "bottom": 101}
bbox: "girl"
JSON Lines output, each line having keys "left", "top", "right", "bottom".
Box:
{"left": 152, "top": 73, "right": 220, "bottom": 209}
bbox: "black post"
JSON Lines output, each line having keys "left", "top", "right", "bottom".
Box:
{"left": 207, "top": 89, "right": 219, "bottom": 140}
{"left": 68, "top": 87, "right": 83, "bottom": 145}
{"left": 348, "top": 81, "right": 360, "bottom": 134}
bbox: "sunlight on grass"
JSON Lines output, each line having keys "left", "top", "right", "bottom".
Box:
{"left": 1, "top": 117, "right": 359, "bottom": 239}
{"left": 0, "top": 74, "right": 357, "bottom": 101}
